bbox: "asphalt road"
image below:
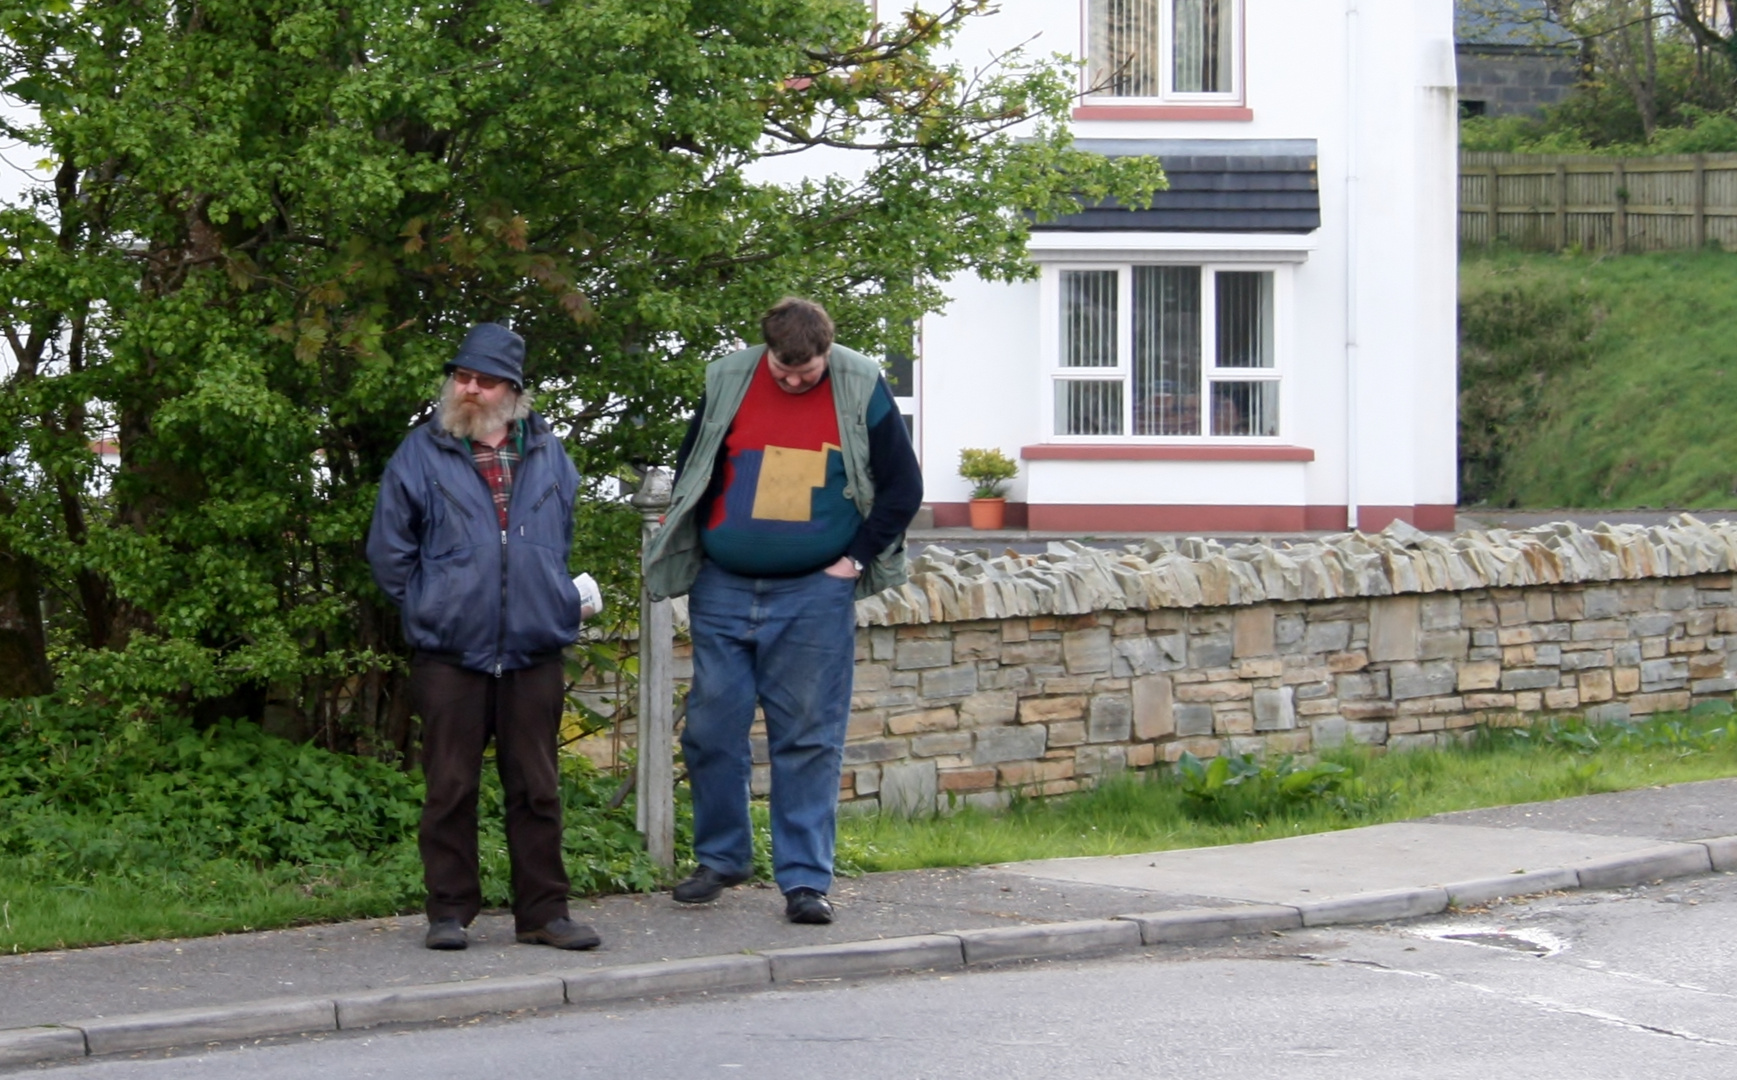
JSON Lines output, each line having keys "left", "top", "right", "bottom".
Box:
{"left": 37, "top": 871, "right": 1737, "bottom": 1079}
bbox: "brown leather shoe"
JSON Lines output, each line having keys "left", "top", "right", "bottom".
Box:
{"left": 516, "top": 916, "right": 602, "bottom": 950}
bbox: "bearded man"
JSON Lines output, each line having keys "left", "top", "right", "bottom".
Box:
{"left": 367, "top": 322, "right": 600, "bottom": 952}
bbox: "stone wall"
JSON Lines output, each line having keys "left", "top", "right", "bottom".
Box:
{"left": 574, "top": 517, "right": 1737, "bottom": 815}
{"left": 832, "top": 517, "right": 1737, "bottom": 814}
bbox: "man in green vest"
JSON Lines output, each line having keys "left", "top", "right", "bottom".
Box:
{"left": 643, "top": 297, "right": 923, "bottom": 924}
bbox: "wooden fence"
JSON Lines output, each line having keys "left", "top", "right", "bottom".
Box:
{"left": 1460, "top": 151, "right": 1737, "bottom": 252}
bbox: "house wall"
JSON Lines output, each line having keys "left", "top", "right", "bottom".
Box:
{"left": 920, "top": 0, "right": 1461, "bottom": 533}
{"left": 1456, "top": 47, "right": 1579, "bottom": 118}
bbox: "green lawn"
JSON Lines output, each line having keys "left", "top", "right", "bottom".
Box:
{"left": 1461, "top": 248, "right": 1737, "bottom": 508}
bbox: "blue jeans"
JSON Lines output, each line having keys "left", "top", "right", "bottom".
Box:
{"left": 682, "top": 561, "right": 858, "bottom": 894}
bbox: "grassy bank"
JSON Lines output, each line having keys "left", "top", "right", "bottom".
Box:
{"left": 1460, "top": 248, "right": 1737, "bottom": 508}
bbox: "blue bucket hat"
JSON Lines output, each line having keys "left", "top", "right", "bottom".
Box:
{"left": 445, "top": 323, "right": 525, "bottom": 390}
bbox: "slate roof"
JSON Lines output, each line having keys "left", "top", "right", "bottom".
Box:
{"left": 1033, "top": 139, "right": 1320, "bottom": 234}
{"left": 1455, "top": 0, "right": 1576, "bottom": 48}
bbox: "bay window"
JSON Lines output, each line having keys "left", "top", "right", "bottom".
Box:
{"left": 1050, "top": 263, "right": 1280, "bottom": 439}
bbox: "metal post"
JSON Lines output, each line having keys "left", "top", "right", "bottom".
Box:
{"left": 631, "top": 467, "right": 675, "bottom": 869}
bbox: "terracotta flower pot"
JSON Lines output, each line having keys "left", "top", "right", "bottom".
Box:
{"left": 968, "top": 497, "right": 1006, "bottom": 530}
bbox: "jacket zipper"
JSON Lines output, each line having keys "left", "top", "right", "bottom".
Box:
{"left": 433, "top": 480, "right": 475, "bottom": 518}
{"left": 494, "top": 440, "right": 546, "bottom": 676}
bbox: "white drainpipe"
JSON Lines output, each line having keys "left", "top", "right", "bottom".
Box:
{"left": 1344, "top": 0, "right": 1362, "bottom": 533}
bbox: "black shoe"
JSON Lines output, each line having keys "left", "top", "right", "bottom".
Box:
{"left": 516, "top": 916, "right": 602, "bottom": 950}
{"left": 784, "top": 888, "right": 834, "bottom": 925}
{"left": 672, "top": 865, "right": 750, "bottom": 904}
{"left": 424, "top": 918, "right": 468, "bottom": 951}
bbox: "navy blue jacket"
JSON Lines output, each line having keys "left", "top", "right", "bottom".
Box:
{"left": 367, "top": 413, "right": 582, "bottom": 674}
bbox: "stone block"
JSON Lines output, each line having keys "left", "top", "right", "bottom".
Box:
{"left": 1525, "top": 591, "right": 1555, "bottom": 622}
{"left": 879, "top": 760, "right": 939, "bottom": 817}
{"left": 1238, "top": 657, "right": 1284, "bottom": 679}
{"left": 1641, "top": 658, "right": 1689, "bottom": 690}
{"left": 888, "top": 707, "right": 958, "bottom": 735}
{"left": 1461, "top": 598, "right": 1498, "bottom": 627}
{"left": 1176, "top": 680, "right": 1253, "bottom": 703}
{"left": 1658, "top": 584, "right": 1697, "bottom": 611}
{"left": 843, "top": 738, "right": 909, "bottom": 765}
{"left": 1114, "top": 636, "right": 1178, "bottom": 676}
{"left": 1018, "top": 695, "right": 1086, "bottom": 724}
{"left": 958, "top": 690, "right": 1019, "bottom": 727}
{"left": 1615, "top": 667, "right": 1641, "bottom": 693}
{"left": 1132, "top": 675, "right": 1174, "bottom": 740}
{"left": 939, "top": 767, "right": 998, "bottom": 792}
{"left": 1214, "top": 709, "right": 1255, "bottom": 735}
{"left": 913, "top": 732, "right": 972, "bottom": 757}
{"left": 1391, "top": 661, "right": 1457, "bottom": 701}
{"left": 1692, "top": 677, "right": 1737, "bottom": 694}
{"left": 1297, "top": 887, "right": 1448, "bottom": 926}
{"left": 1578, "top": 669, "right": 1615, "bottom": 703}
{"left": 1303, "top": 620, "right": 1352, "bottom": 655}
{"left": 1076, "top": 744, "right": 1129, "bottom": 777}
{"left": 973, "top": 724, "right": 1047, "bottom": 765}
{"left": 78, "top": 999, "right": 338, "bottom": 1054}
{"left": 1560, "top": 649, "right": 1613, "bottom": 671}
{"left": 1642, "top": 637, "right": 1669, "bottom": 659}
{"left": 1190, "top": 632, "right": 1234, "bottom": 669}
{"left": 1500, "top": 668, "right": 1560, "bottom": 692}
{"left": 1631, "top": 613, "right": 1675, "bottom": 638}
{"left": 1368, "top": 596, "right": 1421, "bottom": 662}
{"left": 1063, "top": 627, "right": 1113, "bottom": 674}
{"left": 1515, "top": 691, "right": 1544, "bottom": 712}
{"left": 1497, "top": 626, "right": 1533, "bottom": 646}
{"left": 1088, "top": 693, "right": 1133, "bottom": 742}
{"left": 869, "top": 627, "right": 896, "bottom": 660}
{"left": 894, "top": 639, "right": 952, "bottom": 670}
{"left": 853, "top": 766, "right": 881, "bottom": 796}
{"left": 1420, "top": 595, "right": 1462, "bottom": 630}
{"left": 1276, "top": 614, "right": 1306, "bottom": 650}
{"left": 1234, "top": 607, "right": 1276, "bottom": 657}
{"left": 1252, "top": 686, "right": 1297, "bottom": 731}
{"left": 1419, "top": 630, "right": 1469, "bottom": 661}
{"left": 950, "top": 630, "right": 1001, "bottom": 663}
{"left": 919, "top": 664, "right": 978, "bottom": 699}
{"left": 1553, "top": 592, "right": 1586, "bottom": 621}
{"left": 1629, "top": 690, "right": 1691, "bottom": 715}
{"left": 1544, "top": 687, "right": 1579, "bottom": 710}
{"left": 1047, "top": 721, "right": 1086, "bottom": 746}
{"left": 1002, "top": 639, "right": 1062, "bottom": 666}
{"left": 1310, "top": 716, "right": 1350, "bottom": 747}
{"left": 1174, "top": 703, "right": 1215, "bottom": 737}
{"left": 1614, "top": 641, "right": 1644, "bottom": 665}
{"left": 1458, "top": 660, "right": 1502, "bottom": 692}
{"left": 1327, "top": 650, "right": 1369, "bottom": 673}
{"left": 1341, "top": 701, "right": 1396, "bottom": 721}
{"left": 1336, "top": 672, "right": 1388, "bottom": 700}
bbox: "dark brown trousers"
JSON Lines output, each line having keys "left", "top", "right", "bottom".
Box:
{"left": 411, "top": 655, "right": 571, "bottom": 932}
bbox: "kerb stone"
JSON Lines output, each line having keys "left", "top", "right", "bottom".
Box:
{"left": 1574, "top": 844, "right": 1713, "bottom": 889}
{"left": 562, "top": 955, "right": 770, "bottom": 1004}
{"left": 1296, "top": 887, "right": 1448, "bottom": 926}
{"left": 335, "top": 976, "right": 565, "bottom": 1029}
{"left": 75, "top": 998, "right": 337, "bottom": 1055}
{"left": 764, "top": 935, "right": 963, "bottom": 981}
{"left": 0, "top": 1028, "right": 86, "bottom": 1068}
{"left": 953, "top": 919, "right": 1141, "bottom": 965}
{"left": 1122, "top": 906, "right": 1301, "bottom": 945}
{"left": 1443, "top": 868, "right": 1578, "bottom": 907}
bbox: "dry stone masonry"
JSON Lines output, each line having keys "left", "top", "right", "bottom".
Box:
{"left": 834, "top": 516, "right": 1737, "bottom": 815}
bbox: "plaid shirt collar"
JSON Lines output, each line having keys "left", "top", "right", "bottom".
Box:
{"left": 467, "top": 421, "right": 524, "bottom": 529}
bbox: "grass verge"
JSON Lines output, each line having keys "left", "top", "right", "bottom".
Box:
{"left": 834, "top": 712, "right": 1737, "bottom": 872}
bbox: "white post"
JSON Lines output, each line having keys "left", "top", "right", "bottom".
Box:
{"left": 631, "top": 467, "right": 675, "bottom": 869}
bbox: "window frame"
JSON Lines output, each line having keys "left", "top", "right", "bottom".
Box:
{"left": 1039, "top": 258, "right": 1289, "bottom": 444}
{"left": 1080, "top": 0, "right": 1246, "bottom": 106}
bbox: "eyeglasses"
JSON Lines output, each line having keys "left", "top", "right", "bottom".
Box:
{"left": 452, "top": 369, "right": 508, "bottom": 391}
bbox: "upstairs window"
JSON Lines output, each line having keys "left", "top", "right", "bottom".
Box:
{"left": 1050, "top": 263, "right": 1280, "bottom": 439}
{"left": 1087, "top": 0, "right": 1241, "bottom": 102}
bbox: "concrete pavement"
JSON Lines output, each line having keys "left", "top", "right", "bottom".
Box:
{"left": 3, "top": 778, "right": 1736, "bottom": 1069}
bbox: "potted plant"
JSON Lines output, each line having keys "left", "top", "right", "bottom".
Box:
{"left": 958, "top": 447, "right": 1018, "bottom": 530}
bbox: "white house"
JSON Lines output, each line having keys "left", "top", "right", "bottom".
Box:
{"left": 914, "top": 0, "right": 1460, "bottom": 534}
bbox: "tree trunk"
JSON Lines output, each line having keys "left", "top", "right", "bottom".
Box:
{"left": 0, "top": 493, "right": 53, "bottom": 698}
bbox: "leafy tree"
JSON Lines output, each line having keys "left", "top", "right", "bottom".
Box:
{"left": 0, "top": 1, "right": 1163, "bottom": 749}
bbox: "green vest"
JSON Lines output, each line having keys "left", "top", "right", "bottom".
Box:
{"left": 642, "top": 344, "right": 909, "bottom": 601}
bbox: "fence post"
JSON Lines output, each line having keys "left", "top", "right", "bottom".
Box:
{"left": 631, "top": 467, "right": 675, "bottom": 870}
{"left": 1612, "top": 160, "right": 1627, "bottom": 254}
{"left": 1486, "top": 165, "right": 1500, "bottom": 244}
{"left": 1554, "top": 163, "right": 1568, "bottom": 252}
{"left": 1694, "top": 154, "right": 1708, "bottom": 250}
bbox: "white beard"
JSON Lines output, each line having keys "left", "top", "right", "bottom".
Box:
{"left": 437, "top": 377, "right": 531, "bottom": 440}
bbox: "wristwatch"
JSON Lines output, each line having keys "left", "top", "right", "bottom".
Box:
{"left": 850, "top": 557, "right": 864, "bottom": 575}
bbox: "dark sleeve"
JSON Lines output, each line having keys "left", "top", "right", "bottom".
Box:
{"left": 847, "top": 377, "right": 924, "bottom": 566}
{"left": 366, "top": 451, "right": 423, "bottom": 607}
{"left": 673, "top": 393, "right": 706, "bottom": 479}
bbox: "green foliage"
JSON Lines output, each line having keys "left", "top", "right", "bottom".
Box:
{"left": 1457, "top": 263, "right": 1599, "bottom": 505}
{"left": 957, "top": 446, "right": 1019, "bottom": 499}
{"left": 0, "top": 693, "right": 679, "bottom": 950}
{"left": 1459, "top": 248, "right": 1737, "bottom": 508}
{"left": 1174, "top": 750, "right": 1391, "bottom": 824}
{"left": 0, "top": 0, "right": 1166, "bottom": 745}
